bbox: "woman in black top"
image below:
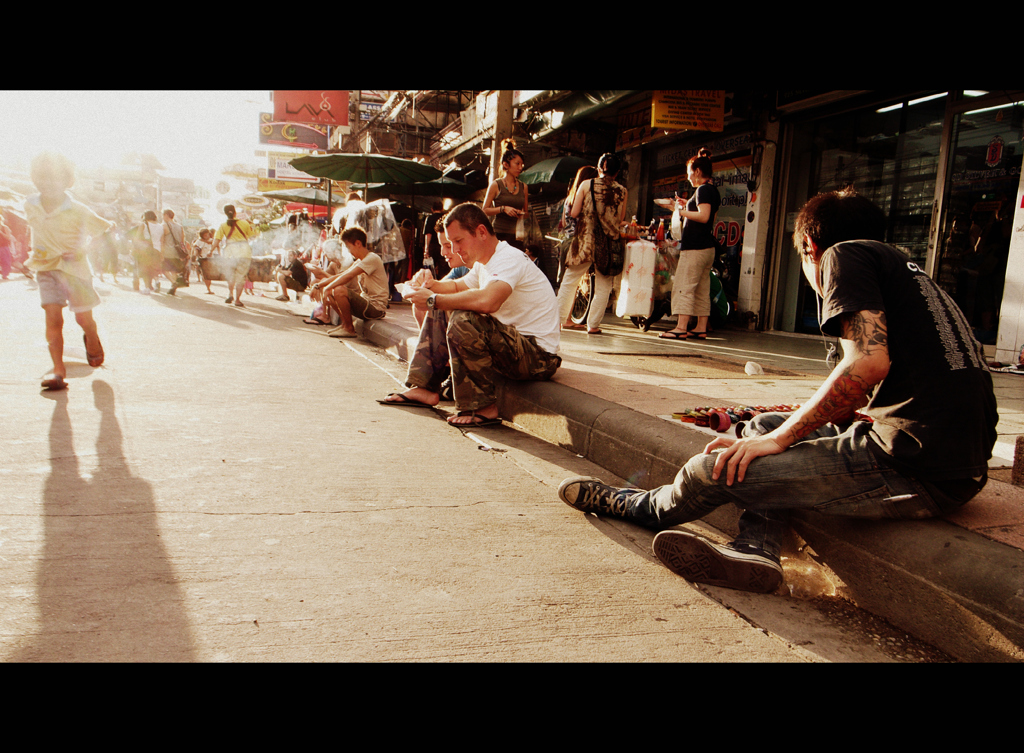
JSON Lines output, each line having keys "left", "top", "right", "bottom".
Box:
{"left": 661, "top": 148, "right": 720, "bottom": 340}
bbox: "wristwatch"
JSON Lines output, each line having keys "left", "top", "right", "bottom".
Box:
{"left": 427, "top": 294, "right": 437, "bottom": 309}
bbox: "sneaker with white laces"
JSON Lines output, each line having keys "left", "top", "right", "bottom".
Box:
{"left": 652, "top": 530, "right": 784, "bottom": 594}
{"left": 558, "top": 476, "right": 637, "bottom": 518}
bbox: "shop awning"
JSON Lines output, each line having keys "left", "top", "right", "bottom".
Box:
{"left": 525, "top": 90, "right": 640, "bottom": 141}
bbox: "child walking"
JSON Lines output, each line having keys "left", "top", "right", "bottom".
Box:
{"left": 24, "top": 152, "right": 114, "bottom": 390}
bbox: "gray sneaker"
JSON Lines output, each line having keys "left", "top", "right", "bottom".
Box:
{"left": 653, "top": 530, "right": 783, "bottom": 594}
{"left": 558, "top": 476, "right": 636, "bottom": 518}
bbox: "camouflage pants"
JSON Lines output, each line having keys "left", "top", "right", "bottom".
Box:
{"left": 406, "top": 309, "right": 561, "bottom": 411}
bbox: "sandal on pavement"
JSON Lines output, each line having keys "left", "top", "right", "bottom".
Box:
{"left": 83, "top": 334, "right": 104, "bottom": 367}
{"left": 562, "top": 322, "right": 586, "bottom": 331}
{"left": 376, "top": 393, "right": 436, "bottom": 409}
{"left": 587, "top": 328, "right": 602, "bottom": 335}
{"left": 446, "top": 411, "right": 502, "bottom": 428}
{"left": 41, "top": 373, "right": 67, "bottom": 391}
{"left": 659, "top": 330, "right": 688, "bottom": 340}
{"left": 687, "top": 331, "right": 707, "bottom": 340}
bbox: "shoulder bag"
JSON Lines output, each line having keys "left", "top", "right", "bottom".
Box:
{"left": 590, "top": 179, "right": 624, "bottom": 277}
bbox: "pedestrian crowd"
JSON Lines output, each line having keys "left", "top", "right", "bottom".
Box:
{"left": 15, "top": 148, "right": 999, "bottom": 599}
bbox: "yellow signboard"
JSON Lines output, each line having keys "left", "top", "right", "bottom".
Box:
{"left": 258, "top": 178, "right": 312, "bottom": 192}
{"left": 652, "top": 91, "right": 725, "bottom": 132}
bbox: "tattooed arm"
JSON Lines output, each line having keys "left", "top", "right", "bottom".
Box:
{"left": 706, "top": 309, "right": 890, "bottom": 485}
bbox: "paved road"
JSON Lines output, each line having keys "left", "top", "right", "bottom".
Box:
{"left": 0, "top": 278, "right": 946, "bottom": 662}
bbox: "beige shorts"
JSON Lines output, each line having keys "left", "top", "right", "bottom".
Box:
{"left": 37, "top": 270, "right": 100, "bottom": 313}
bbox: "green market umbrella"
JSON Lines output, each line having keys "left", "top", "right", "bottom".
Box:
{"left": 289, "top": 153, "right": 442, "bottom": 193}
{"left": 260, "top": 187, "right": 346, "bottom": 207}
{"left": 351, "top": 175, "right": 476, "bottom": 203}
{"left": 520, "top": 156, "right": 594, "bottom": 186}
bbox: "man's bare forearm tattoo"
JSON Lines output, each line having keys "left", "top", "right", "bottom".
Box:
{"left": 783, "top": 311, "right": 887, "bottom": 442}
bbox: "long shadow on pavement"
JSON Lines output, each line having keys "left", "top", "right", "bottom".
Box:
{"left": 12, "top": 381, "right": 196, "bottom": 662}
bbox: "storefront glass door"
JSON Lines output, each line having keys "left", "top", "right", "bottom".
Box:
{"left": 773, "top": 94, "right": 947, "bottom": 334}
{"left": 933, "top": 99, "right": 1023, "bottom": 345}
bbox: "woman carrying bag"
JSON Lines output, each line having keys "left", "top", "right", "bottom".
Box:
{"left": 482, "top": 137, "right": 529, "bottom": 251}
{"left": 661, "top": 148, "right": 720, "bottom": 340}
{"left": 555, "top": 153, "right": 627, "bottom": 335}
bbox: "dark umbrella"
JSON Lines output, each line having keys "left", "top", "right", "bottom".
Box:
{"left": 352, "top": 175, "right": 476, "bottom": 203}
{"left": 261, "top": 187, "right": 346, "bottom": 207}
{"left": 289, "top": 153, "right": 442, "bottom": 199}
{"left": 520, "top": 156, "right": 594, "bottom": 186}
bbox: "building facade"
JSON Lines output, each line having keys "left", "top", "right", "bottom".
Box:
{"left": 435, "top": 89, "right": 1024, "bottom": 363}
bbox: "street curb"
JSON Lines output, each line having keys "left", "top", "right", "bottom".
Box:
{"left": 358, "top": 314, "right": 1024, "bottom": 662}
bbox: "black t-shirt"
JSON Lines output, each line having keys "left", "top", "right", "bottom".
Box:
{"left": 423, "top": 212, "right": 444, "bottom": 253}
{"left": 680, "top": 183, "right": 721, "bottom": 250}
{"left": 819, "top": 240, "right": 997, "bottom": 480}
{"left": 289, "top": 258, "right": 308, "bottom": 287}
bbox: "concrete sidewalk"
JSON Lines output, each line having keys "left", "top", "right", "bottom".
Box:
{"left": 356, "top": 300, "right": 1024, "bottom": 662}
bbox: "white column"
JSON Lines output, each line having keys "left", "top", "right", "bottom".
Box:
{"left": 995, "top": 167, "right": 1024, "bottom": 364}
{"left": 736, "top": 120, "right": 780, "bottom": 327}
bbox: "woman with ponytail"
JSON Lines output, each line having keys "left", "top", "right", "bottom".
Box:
{"left": 660, "top": 148, "right": 720, "bottom": 340}
{"left": 482, "top": 137, "right": 529, "bottom": 250}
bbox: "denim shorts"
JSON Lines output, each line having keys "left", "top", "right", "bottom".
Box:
{"left": 37, "top": 270, "right": 100, "bottom": 313}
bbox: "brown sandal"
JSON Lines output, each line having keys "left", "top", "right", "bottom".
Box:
{"left": 41, "top": 374, "right": 67, "bottom": 391}
{"left": 84, "top": 335, "right": 104, "bottom": 367}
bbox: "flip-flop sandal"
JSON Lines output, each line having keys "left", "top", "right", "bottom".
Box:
{"left": 562, "top": 323, "right": 586, "bottom": 331}
{"left": 588, "top": 329, "right": 602, "bottom": 335}
{"left": 376, "top": 393, "right": 436, "bottom": 409}
{"left": 687, "top": 331, "right": 707, "bottom": 340}
{"left": 84, "top": 335, "right": 104, "bottom": 367}
{"left": 659, "top": 330, "right": 688, "bottom": 340}
{"left": 41, "top": 374, "right": 67, "bottom": 391}
{"left": 302, "top": 318, "right": 327, "bottom": 325}
{"left": 446, "top": 411, "right": 502, "bottom": 428}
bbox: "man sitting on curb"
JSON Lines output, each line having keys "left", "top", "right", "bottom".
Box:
{"left": 310, "top": 226, "right": 388, "bottom": 338}
{"left": 558, "top": 189, "right": 997, "bottom": 594}
{"left": 380, "top": 203, "right": 561, "bottom": 428}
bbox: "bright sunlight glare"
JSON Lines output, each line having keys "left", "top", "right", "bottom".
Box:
{"left": 0, "top": 90, "right": 274, "bottom": 194}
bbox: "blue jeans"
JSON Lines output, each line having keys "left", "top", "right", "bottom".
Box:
{"left": 623, "top": 413, "right": 953, "bottom": 560}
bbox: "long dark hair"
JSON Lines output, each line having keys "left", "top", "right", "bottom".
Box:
{"left": 567, "top": 165, "right": 598, "bottom": 206}
{"left": 224, "top": 204, "right": 237, "bottom": 228}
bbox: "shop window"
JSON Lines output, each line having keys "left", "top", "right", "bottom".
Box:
{"left": 774, "top": 94, "right": 946, "bottom": 334}
{"left": 934, "top": 101, "right": 1022, "bottom": 345}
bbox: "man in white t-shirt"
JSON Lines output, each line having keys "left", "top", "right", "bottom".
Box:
{"left": 310, "top": 226, "right": 388, "bottom": 338}
{"left": 381, "top": 203, "right": 561, "bottom": 428}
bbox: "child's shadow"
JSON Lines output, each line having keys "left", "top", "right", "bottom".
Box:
{"left": 14, "top": 381, "right": 196, "bottom": 661}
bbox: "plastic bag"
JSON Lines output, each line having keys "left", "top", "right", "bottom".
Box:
{"left": 671, "top": 204, "right": 683, "bottom": 241}
{"left": 515, "top": 212, "right": 543, "bottom": 247}
{"left": 358, "top": 200, "right": 406, "bottom": 264}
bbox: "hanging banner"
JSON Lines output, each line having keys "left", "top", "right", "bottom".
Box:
{"left": 652, "top": 91, "right": 725, "bottom": 132}
{"left": 259, "top": 113, "right": 329, "bottom": 151}
{"left": 272, "top": 90, "right": 349, "bottom": 129}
